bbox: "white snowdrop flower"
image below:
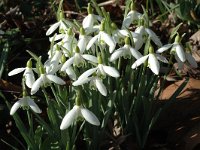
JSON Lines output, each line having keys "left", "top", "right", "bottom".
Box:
{"left": 31, "top": 67, "right": 65, "bottom": 95}
{"left": 132, "top": 46, "right": 168, "bottom": 75}
{"left": 60, "top": 105, "right": 100, "bottom": 130}
{"left": 122, "top": 2, "right": 142, "bottom": 28}
{"left": 86, "top": 20, "right": 116, "bottom": 53}
{"left": 10, "top": 96, "right": 41, "bottom": 115}
{"left": 46, "top": 20, "right": 67, "bottom": 36}
{"left": 61, "top": 46, "right": 98, "bottom": 71}
{"left": 134, "top": 24, "right": 162, "bottom": 50}
{"left": 8, "top": 59, "right": 35, "bottom": 88}
{"left": 110, "top": 37, "right": 143, "bottom": 62}
{"left": 78, "top": 27, "right": 92, "bottom": 53}
{"left": 82, "top": 3, "right": 102, "bottom": 30}
{"left": 156, "top": 35, "right": 186, "bottom": 63}
{"left": 77, "top": 55, "right": 120, "bottom": 80}
{"left": 73, "top": 75, "right": 107, "bottom": 96}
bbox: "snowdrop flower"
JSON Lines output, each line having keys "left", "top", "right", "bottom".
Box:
{"left": 8, "top": 59, "right": 35, "bottom": 88}
{"left": 77, "top": 55, "right": 120, "bottom": 80}
{"left": 86, "top": 20, "right": 116, "bottom": 53}
{"left": 61, "top": 46, "right": 98, "bottom": 71}
{"left": 132, "top": 46, "right": 168, "bottom": 75}
{"left": 31, "top": 67, "right": 65, "bottom": 95}
{"left": 110, "top": 37, "right": 143, "bottom": 62}
{"left": 134, "top": 21, "right": 162, "bottom": 50}
{"left": 82, "top": 3, "right": 102, "bottom": 30}
{"left": 46, "top": 19, "right": 67, "bottom": 36}
{"left": 10, "top": 95, "right": 41, "bottom": 115}
{"left": 60, "top": 95, "right": 100, "bottom": 130}
{"left": 78, "top": 27, "right": 92, "bottom": 53}
{"left": 122, "top": 2, "right": 142, "bottom": 28}
{"left": 156, "top": 35, "right": 186, "bottom": 63}
{"left": 73, "top": 75, "right": 107, "bottom": 96}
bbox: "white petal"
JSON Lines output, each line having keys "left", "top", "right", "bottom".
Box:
{"left": 175, "top": 54, "right": 184, "bottom": 69}
{"left": 81, "top": 108, "right": 100, "bottom": 126}
{"left": 186, "top": 53, "right": 198, "bottom": 68}
{"left": 156, "top": 44, "right": 172, "bottom": 53}
{"left": 28, "top": 99, "right": 42, "bottom": 113}
{"left": 122, "top": 13, "right": 133, "bottom": 28}
{"left": 95, "top": 78, "right": 107, "bottom": 96}
{"left": 73, "top": 78, "right": 90, "bottom": 86}
{"left": 145, "top": 28, "right": 162, "bottom": 47}
{"left": 10, "top": 100, "right": 22, "bottom": 115}
{"left": 8, "top": 68, "right": 25, "bottom": 76}
{"left": 66, "top": 67, "right": 77, "bottom": 80}
{"left": 109, "top": 48, "right": 124, "bottom": 62}
{"left": 130, "top": 47, "right": 143, "bottom": 59}
{"left": 24, "top": 68, "right": 35, "bottom": 88}
{"left": 175, "top": 44, "right": 186, "bottom": 62}
{"left": 82, "top": 54, "right": 98, "bottom": 63}
{"left": 82, "top": 14, "right": 94, "bottom": 29}
{"left": 86, "top": 34, "right": 99, "bottom": 50}
{"left": 31, "top": 76, "right": 43, "bottom": 95}
{"left": 78, "top": 37, "right": 87, "bottom": 53}
{"left": 46, "top": 21, "right": 61, "bottom": 36}
{"left": 78, "top": 68, "right": 97, "bottom": 80}
{"left": 100, "top": 32, "right": 115, "bottom": 53}
{"left": 148, "top": 54, "right": 160, "bottom": 75}
{"left": 102, "top": 65, "right": 120, "bottom": 78}
{"left": 49, "top": 33, "right": 65, "bottom": 42}
{"left": 60, "top": 107, "right": 78, "bottom": 130}
{"left": 131, "top": 55, "right": 149, "bottom": 69}
{"left": 61, "top": 57, "right": 75, "bottom": 71}
{"left": 46, "top": 74, "right": 65, "bottom": 85}
{"left": 155, "top": 54, "right": 168, "bottom": 63}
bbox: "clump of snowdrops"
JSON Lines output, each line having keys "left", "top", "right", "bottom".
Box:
{"left": 6, "top": 1, "right": 197, "bottom": 149}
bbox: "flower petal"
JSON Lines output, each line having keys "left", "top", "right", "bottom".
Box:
{"left": 130, "top": 47, "right": 143, "bottom": 59}
{"left": 156, "top": 44, "right": 172, "bottom": 53}
{"left": 60, "top": 107, "right": 79, "bottom": 130}
{"left": 95, "top": 78, "right": 107, "bottom": 96}
{"left": 78, "top": 68, "right": 97, "bottom": 80}
{"left": 155, "top": 54, "right": 168, "bottom": 63}
{"left": 31, "top": 76, "right": 43, "bottom": 95}
{"left": 66, "top": 67, "right": 77, "bottom": 80}
{"left": 100, "top": 31, "right": 116, "bottom": 53}
{"left": 10, "top": 100, "right": 22, "bottom": 115}
{"left": 78, "top": 36, "right": 87, "bottom": 53}
{"left": 102, "top": 65, "right": 120, "bottom": 78}
{"left": 82, "top": 54, "right": 98, "bottom": 63}
{"left": 46, "top": 74, "right": 65, "bottom": 85}
{"left": 28, "top": 99, "right": 42, "bottom": 113}
{"left": 86, "top": 34, "right": 99, "bottom": 50}
{"left": 148, "top": 54, "right": 160, "bottom": 75}
{"left": 131, "top": 55, "right": 149, "bottom": 69}
{"left": 175, "top": 44, "right": 186, "bottom": 62}
{"left": 73, "top": 77, "right": 90, "bottom": 86}
{"left": 61, "top": 57, "right": 75, "bottom": 71}
{"left": 24, "top": 68, "right": 35, "bottom": 88}
{"left": 81, "top": 108, "right": 100, "bottom": 126}
{"left": 46, "top": 21, "right": 61, "bottom": 36}
{"left": 82, "top": 14, "right": 94, "bottom": 29}
{"left": 145, "top": 28, "right": 162, "bottom": 47}
{"left": 109, "top": 48, "right": 124, "bottom": 62}
{"left": 8, "top": 68, "right": 25, "bottom": 76}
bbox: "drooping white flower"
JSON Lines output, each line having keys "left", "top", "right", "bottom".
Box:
{"left": 46, "top": 20, "right": 67, "bottom": 36}
{"left": 8, "top": 59, "right": 35, "bottom": 88}
{"left": 10, "top": 96, "right": 41, "bottom": 115}
{"left": 61, "top": 46, "right": 98, "bottom": 71}
{"left": 82, "top": 3, "right": 102, "bottom": 30}
{"left": 132, "top": 46, "right": 168, "bottom": 75}
{"left": 60, "top": 105, "right": 100, "bottom": 130}
{"left": 73, "top": 75, "right": 107, "bottom": 96}
{"left": 31, "top": 67, "right": 65, "bottom": 95}
{"left": 86, "top": 21, "right": 116, "bottom": 53}
{"left": 156, "top": 35, "right": 186, "bottom": 63}
{"left": 122, "top": 2, "right": 142, "bottom": 28}
{"left": 110, "top": 37, "right": 142, "bottom": 62}
{"left": 78, "top": 27, "right": 92, "bottom": 53}
{"left": 134, "top": 25, "right": 162, "bottom": 50}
